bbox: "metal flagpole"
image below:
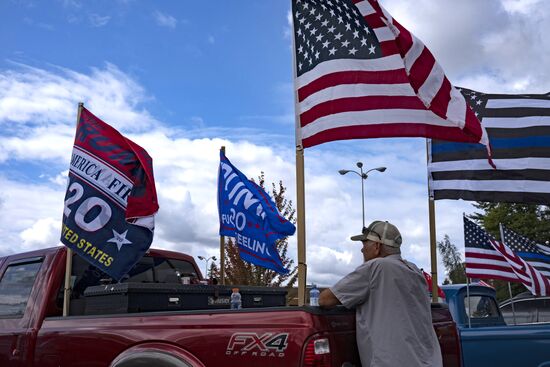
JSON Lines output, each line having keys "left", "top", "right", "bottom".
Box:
{"left": 296, "top": 147, "right": 307, "bottom": 306}
{"left": 220, "top": 146, "right": 226, "bottom": 285}
{"left": 63, "top": 102, "right": 83, "bottom": 317}
{"left": 507, "top": 282, "right": 517, "bottom": 325}
{"left": 290, "top": 0, "right": 307, "bottom": 306}
{"left": 426, "top": 139, "right": 439, "bottom": 303}
{"left": 466, "top": 277, "right": 472, "bottom": 328}
{"left": 499, "top": 223, "right": 516, "bottom": 324}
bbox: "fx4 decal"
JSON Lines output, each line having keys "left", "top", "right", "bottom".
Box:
{"left": 226, "top": 332, "right": 289, "bottom": 357}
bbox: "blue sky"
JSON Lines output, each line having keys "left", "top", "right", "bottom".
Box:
{"left": 1, "top": 0, "right": 549, "bottom": 286}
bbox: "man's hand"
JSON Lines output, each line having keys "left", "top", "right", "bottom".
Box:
{"left": 319, "top": 288, "right": 341, "bottom": 308}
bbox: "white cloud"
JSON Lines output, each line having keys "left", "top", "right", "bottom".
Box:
{"left": 154, "top": 11, "right": 177, "bottom": 29}
{"left": 382, "top": 0, "right": 550, "bottom": 93}
{"left": 0, "top": 63, "right": 158, "bottom": 131}
{"left": 89, "top": 13, "right": 111, "bottom": 27}
{"left": 4, "top": 0, "right": 550, "bottom": 287}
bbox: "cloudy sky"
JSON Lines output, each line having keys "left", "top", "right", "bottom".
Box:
{"left": 1, "top": 0, "right": 549, "bottom": 286}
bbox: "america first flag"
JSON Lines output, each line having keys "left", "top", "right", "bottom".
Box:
{"left": 61, "top": 106, "right": 158, "bottom": 281}
{"left": 291, "top": 0, "right": 489, "bottom": 149}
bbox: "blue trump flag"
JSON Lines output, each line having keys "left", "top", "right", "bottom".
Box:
{"left": 217, "top": 151, "right": 295, "bottom": 274}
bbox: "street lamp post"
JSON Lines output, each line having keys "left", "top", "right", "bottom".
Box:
{"left": 339, "top": 162, "right": 386, "bottom": 230}
{"left": 197, "top": 255, "right": 217, "bottom": 278}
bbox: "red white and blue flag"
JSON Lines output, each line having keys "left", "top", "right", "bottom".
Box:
{"left": 60, "top": 106, "right": 158, "bottom": 281}
{"left": 464, "top": 216, "right": 550, "bottom": 296}
{"left": 218, "top": 150, "right": 295, "bottom": 274}
{"left": 291, "top": 0, "right": 489, "bottom": 150}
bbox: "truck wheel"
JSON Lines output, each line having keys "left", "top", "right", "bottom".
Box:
{"left": 113, "top": 351, "right": 192, "bottom": 367}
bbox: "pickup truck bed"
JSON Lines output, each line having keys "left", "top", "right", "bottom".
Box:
{"left": 0, "top": 246, "right": 460, "bottom": 366}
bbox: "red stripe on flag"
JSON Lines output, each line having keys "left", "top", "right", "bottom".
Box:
{"left": 298, "top": 70, "right": 409, "bottom": 102}
{"left": 391, "top": 19, "right": 413, "bottom": 54}
{"left": 300, "top": 96, "right": 425, "bottom": 126}
{"left": 408, "top": 48, "right": 434, "bottom": 93}
{"left": 430, "top": 77, "right": 452, "bottom": 119}
{"left": 301, "top": 123, "right": 483, "bottom": 148}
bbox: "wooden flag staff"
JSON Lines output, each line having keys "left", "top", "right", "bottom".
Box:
{"left": 62, "top": 102, "right": 83, "bottom": 316}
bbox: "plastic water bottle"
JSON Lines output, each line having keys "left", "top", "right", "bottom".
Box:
{"left": 309, "top": 284, "right": 320, "bottom": 306}
{"left": 230, "top": 288, "right": 242, "bottom": 309}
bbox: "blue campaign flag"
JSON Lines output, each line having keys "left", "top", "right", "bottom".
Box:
{"left": 217, "top": 151, "right": 295, "bottom": 274}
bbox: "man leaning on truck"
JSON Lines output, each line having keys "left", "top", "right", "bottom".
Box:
{"left": 319, "top": 220, "right": 443, "bottom": 367}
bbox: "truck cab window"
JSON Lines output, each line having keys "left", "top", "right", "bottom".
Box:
{"left": 464, "top": 295, "right": 500, "bottom": 319}
{"left": 0, "top": 259, "right": 43, "bottom": 317}
{"left": 69, "top": 255, "right": 198, "bottom": 301}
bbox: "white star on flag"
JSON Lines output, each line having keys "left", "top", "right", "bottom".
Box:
{"left": 107, "top": 229, "right": 132, "bottom": 251}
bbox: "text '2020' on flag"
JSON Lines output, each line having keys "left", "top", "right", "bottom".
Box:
{"left": 61, "top": 106, "right": 158, "bottom": 281}
{"left": 429, "top": 88, "right": 550, "bottom": 204}
{"left": 218, "top": 151, "right": 296, "bottom": 274}
{"left": 464, "top": 217, "right": 550, "bottom": 296}
{"left": 291, "top": 0, "right": 488, "bottom": 149}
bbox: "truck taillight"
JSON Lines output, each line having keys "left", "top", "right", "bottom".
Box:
{"left": 303, "top": 337, "right": 331, "bottom": 367}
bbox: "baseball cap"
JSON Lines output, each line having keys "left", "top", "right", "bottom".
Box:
{"left": 350, "top": 220, "right": 402, "bottom": 248}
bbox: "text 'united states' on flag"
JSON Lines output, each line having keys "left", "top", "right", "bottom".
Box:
{"left": 61, "top": 106, "right": 158, "bottom": 281}
{"left": 463, "top": 216, "right": 550, "bottom": 296}
{"left": 217, "top": 151, "right": 296, "bottom": 274}
{"left": 291, "top": 0, "right": 489, "bottom": 150}
{"left": 429, "top": 88, "right": 550, "bottom": 204}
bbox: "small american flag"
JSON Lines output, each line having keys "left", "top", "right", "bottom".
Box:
{"left": 464, "top": 216, "right": 550, "bottom": 296}
{"left": 501, "top": 224, "right": 550, "bottom": 280}
{"left": 464, "top": 216, "right": 518, "bottom": 282}
{"left": 292, "top": 0, "right": 489, "bottom": 149}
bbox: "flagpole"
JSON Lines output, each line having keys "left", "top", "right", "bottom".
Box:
{"left": 296, "top": 146, "right": 307, "bottom": 306}
{"left": 63, "top": 102, "right": 83, "bottom": 316}
{"left": 426, "top": 139, "right": 439, "bottom": 303}
{"left": 290, "top": 1, "right": 307, "bottom": 306}
{"left": 499, "top": 223, "right": 517, "bottom": 324}
{"left": 220, "top": 146, "right": 226, "bottom": 285}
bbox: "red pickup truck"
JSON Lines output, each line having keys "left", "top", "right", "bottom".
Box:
{"left": 0, "top": 246, "right": 461, "bottom": 366}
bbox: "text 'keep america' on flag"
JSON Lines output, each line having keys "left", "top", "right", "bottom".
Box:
{"left": 464, "top": 217, "right": 550, "bottom": 296}
{"left": 429, "top": 88, "right": 550, "bottom": 204}
{"left": 291, "top": 0, "right": 488, "bottom": 149}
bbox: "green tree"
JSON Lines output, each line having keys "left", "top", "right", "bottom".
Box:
{"left": 217, "top": 173, "right": 297, "bottom": 287}
{"left": 437, "top": 235, "right": 466, "bottom": 284}
{"left": 470, "top": 203, "right": 550, "bottom": 241}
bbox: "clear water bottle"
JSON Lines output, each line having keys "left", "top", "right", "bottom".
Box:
{"left": 230, "top": 288, "right": 242, "bottom": 309}
{"left": 309, "top": 284, "right": 320, "bottom": 306}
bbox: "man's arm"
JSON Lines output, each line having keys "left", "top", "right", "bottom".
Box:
{"left": 319, "top": 288, "right": 341, "bottom": 308}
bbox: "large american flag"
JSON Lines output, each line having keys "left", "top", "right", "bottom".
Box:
{"left": 464, "top": 217, "right": 550, "bottom": 296}
{"left": 291, "top": 0, "right": 488, "bottom": 149}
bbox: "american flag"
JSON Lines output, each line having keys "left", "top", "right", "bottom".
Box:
{"left": 464, "top": 217, "right": 550, "bottom": 296}
{"left": 501, "top": 224, "right": 550, "bottom": 279}
{"left": 291, "top": 0, "right": 488, "bottom": 149}
{"left": 464, "top": 216, "right": 518, "bottom": 282}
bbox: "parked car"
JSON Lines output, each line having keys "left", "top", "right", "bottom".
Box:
{"left": 499, "top": 291, "right": 550, "bottom": 324}
{"left": 442, "top": 284, "right": 550, "bottom": 367}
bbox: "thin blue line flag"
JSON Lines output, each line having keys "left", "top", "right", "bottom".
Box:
{"left": 217, "top": 150, "right": 295, "bottom": 274}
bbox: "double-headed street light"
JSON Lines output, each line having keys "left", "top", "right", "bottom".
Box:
{"left": 339, "top": 162, "right": 386, "bottom": 230}
{"left": 197, "top": 255, "right": 217, "bottom": 278}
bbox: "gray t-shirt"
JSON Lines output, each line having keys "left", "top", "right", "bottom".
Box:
{"left": 331, "top": 254, "right": 443, "bottom": 367}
